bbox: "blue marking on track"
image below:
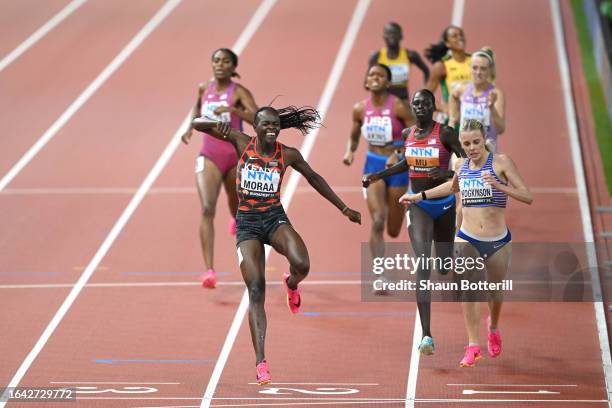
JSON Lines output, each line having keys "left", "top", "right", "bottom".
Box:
{"left": 0, "top": 271, "right": 59, "bottom": 275}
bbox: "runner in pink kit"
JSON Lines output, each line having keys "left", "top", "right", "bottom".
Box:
{"left": 182, "top": 48, "right": 258, "bottom": 288}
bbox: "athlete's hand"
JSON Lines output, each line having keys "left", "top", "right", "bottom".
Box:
{"left": 399, "top": 193, "right": 421, "bottom": 205}
{"left": 216, "top": 121, "right": 232, "bottom": 138}
{"left": 487, "top": 90, "right": 498, "bottom": 108}
{"left": 452, "top": 174, "right": 460, "bottom": 192}
{"left": 213, "top": 106, "right": 232, "bottom": 115}
{"left": 385, "top": 153, "right": 399, "bottom": 168}
{"left": 343, "top": 151, "right": 354, "bottom": 166}
{"left": 433, "top": 110, "right": 449, "bottom": 124}
{"left": 342, "top": 208, "right": 361, "bottom": 224}
{"left": 181, "top": 129, "right": 193, "bottom": 144}
{"left": 482, "top": 170, "right": 499, "bottom": 189}
{"left": 192, "top": 117, "right": 218, "bottom": 132}
{"left": 362, "top": 174, "right": 378, "bottom": 188}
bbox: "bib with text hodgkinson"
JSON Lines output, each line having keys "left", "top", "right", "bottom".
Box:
{"left": 460, "top": 177, "right": 493, "bottom": 205}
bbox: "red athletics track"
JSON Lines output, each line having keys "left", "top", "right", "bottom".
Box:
{"left": 0, "top": 0, "right": 610, "bottom": 407}
{"left": 0, "top": 0, "right": 172, "bottom": 388}
{"left": 416, "top": 0, "right": 607, "bottom": 405}
{"left": 0, "top": 0, "right": 167, "bottom": 178}
{"left": 0, "top": 0, "right": 261, "bottom": 401}
{"left": 0, "top": 0, "right": 69, "bottom": 57}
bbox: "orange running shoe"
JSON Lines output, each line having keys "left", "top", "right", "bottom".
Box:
{"left": 459, "top": 345, "right": 482, "bottom": 368}
{"left": 283, "top": 273, "right": 301, "bottom": 314}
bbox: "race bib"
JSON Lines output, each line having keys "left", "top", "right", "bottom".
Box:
{"left": 389, "top": 63, "right": 409, "bottom": 85}
{"left": 461, "top": 101, "right": 491, "bottom": 127}
{"left": 362, "top": 116, "right": 393, "bottom": 146}
{"left": 405, "top": 146, "right": 440, "bottom": 174}
{"left": 201, "top": 101, "right": 231, "bottom": 122}
{"left": 460, "top": 177, "right": 493, "bottom": 205}
{"left": 240, "top": 164, "right": 281, "bottom": 196}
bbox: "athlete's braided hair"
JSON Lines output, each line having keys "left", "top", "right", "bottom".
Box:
{"left": 425, "top": 25, "right": 463, "bottom": 63}
{"left": 255, "top": 106, "right": 322, "bottom": 136}
{"left": 211, "top": 48, "right": 241, "bottom": 78}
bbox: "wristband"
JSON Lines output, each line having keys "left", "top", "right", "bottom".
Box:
{"left": 341, "top": 206, "right": 349, "bottom": 214}
{"left": 421, "top": 191, "right": 427, "bottom": 201}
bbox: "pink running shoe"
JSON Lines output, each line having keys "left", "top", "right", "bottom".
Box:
{"left": 256, "top": 360, "right": 271, "bottom": 385}
{"left": 487, "top": 317, "right": 502, "bottom": 358}
{"left": 283, "top": 273, "right": 301, "bottom": 314}
{"left": 459, "top": 345, "right": 482, "bottom": 368}
{"left": 228, "top": 217, "right": 237, "bottom": 236}
{"left": 201, "top": 268, "right": 216, "bottom": 289}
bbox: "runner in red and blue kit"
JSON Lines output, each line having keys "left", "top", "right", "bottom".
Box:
{"left": 193, "top": 105, "right": 361, "bottom": 386}
{"left": 182, "top": 48, "right": 258, "bottom": 289}
{"left": 363, "top": 89, "right": 464, "bottom": 356}
{"left": 344, "top": 64, "right": 413, "bottom": 282}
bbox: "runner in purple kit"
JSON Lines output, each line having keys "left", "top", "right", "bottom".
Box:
{"left": 448, "top": 47, "right": 505, "bottom": 153}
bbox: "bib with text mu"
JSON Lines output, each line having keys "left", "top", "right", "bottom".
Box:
{"left": 404, "top": 122, "right": 450, "bottom": 178}
{"left": 236, "top": 138, "right": 286, "bottom": 212}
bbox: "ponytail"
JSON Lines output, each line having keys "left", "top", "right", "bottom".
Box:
{"left": 473, "top": 46, "right": 496, "bottom": 81}
{"left": 425, "top": 41, "right": 448, "bottom": 64}
{"left": 255, "top": 106, "right": 322, "bottom": 136}
{"left": 425, "top": 25, "right": 464, "bottom": 63}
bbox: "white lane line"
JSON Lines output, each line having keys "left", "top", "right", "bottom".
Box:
{"left": 0, "top": 186, "right": 578, "bottom": 195}
{"left": 209, "top": 403, "right": 403, "bottom": 408}
{"left": 0, "top": 280, "right": 363, "bottom": 290}
{"left": 51, "top": 396, "right": 612, "bottom": 402}
{"left": 0, "top": 0, "right": 181, "bottom": 193}
{"left": 0, "top": 97, "right": 186, "bottom": 406}
{"left": 550, "top": 0, "right": 612, "bottom": 405}
{"left": 447, "top": 384, "right": 577, "bottom": 387}
{"left": 50, "top": 381, "right": 180, "bottom": 385}
{"left": 199, "top": 1, "right": 371, "bottom": 407}
{"left": 246, "top": 383, "right": 379, "bottom": 386}
{"left": 405, "top": 2, "right": 465, "bottom": 406}
{"left": 0, "top": 0, "right": 278, "bottom": 404}
{"left": 451, "top": 0, "right": 465, "bottom": 26}
{"left": 404, "top": 308, "right": 421, "bottom": 408}
{"left": 463, "top": 389, "right": 560, "bottom": 395}
{"left": 0, "top": 0, "right": 87, "bottom": 72}
{"left": 0, "top": 279, "right": 590, "bottom": 290}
